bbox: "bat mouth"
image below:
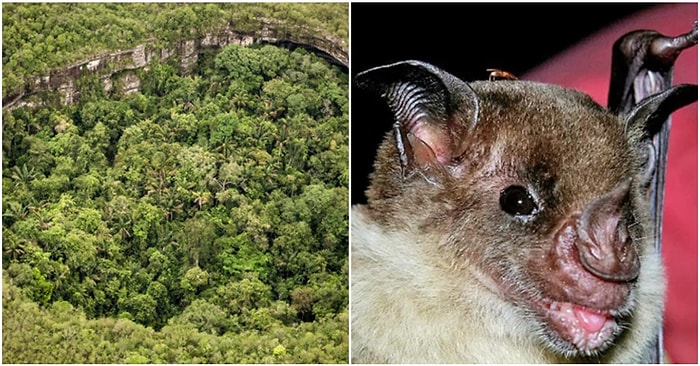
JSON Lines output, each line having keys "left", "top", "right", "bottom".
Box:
{"left": 534, "top": 297, "right": 623, "bottom": 357}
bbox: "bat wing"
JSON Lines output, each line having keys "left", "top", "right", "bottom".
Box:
{"left": 607, "top": 21, "right": 698, "bottom": 364}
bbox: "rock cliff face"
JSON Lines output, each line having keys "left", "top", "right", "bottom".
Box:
{"left": 3, "top": 19, "right": 348, "bottom": 110}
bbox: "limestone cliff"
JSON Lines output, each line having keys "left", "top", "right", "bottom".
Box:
{"left": 3, "top": 19, "right": 348, "bottom": 110}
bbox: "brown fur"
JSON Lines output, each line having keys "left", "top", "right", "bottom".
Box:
{"left": 351, "top": 78, "right": 665, "bottom": 363}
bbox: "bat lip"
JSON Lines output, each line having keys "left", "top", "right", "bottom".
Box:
{"left": 528, "top": 293, "right": 632, "bottom": 357}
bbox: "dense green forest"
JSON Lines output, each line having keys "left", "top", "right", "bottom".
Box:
{"left": 2, "top": 3, "right": 348, "bottom": 363}
{"left": 2, "top": 2, "right": 348, "bottom": 98}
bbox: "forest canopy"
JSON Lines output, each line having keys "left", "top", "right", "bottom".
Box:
{"left": 2, "top": 3, "right": 348, "bottom": 364}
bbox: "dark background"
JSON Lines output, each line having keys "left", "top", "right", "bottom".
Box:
{"left": 350, "top": 3, "right": 653, "bottom": 204}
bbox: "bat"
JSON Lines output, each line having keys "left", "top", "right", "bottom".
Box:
{"left": 350, "top": 24, "right": 697, "bottom": 363}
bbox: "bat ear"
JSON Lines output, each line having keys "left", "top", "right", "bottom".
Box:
{"left": 356, "top": 60, "right": 479, "bottom": 177}
{"left": 624, "top": 83, "right": 697, "bottom": 185}
{"left": 624, "top": 83, "right": 697, "bottom": 138}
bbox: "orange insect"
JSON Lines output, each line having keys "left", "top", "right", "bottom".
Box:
{"left": 487, "top": 68, "right": 518, "bottom": 81}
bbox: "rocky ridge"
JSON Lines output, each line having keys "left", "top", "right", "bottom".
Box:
{"left": 3, "top": 19, "right": 348, "bottom": 110}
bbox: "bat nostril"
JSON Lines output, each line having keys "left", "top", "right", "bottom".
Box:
{"left": 552, "top": 217, "right": 640, "bottom": 283}
{"left": 571, "top": 180, "right": 641, "bottom": 282}
{"left": 575, "top": 237, "right": 640, "bottom": 282}
{"left": 577, "top": 240, "right": 602, "bottom": 260}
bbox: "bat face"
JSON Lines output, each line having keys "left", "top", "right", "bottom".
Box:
{"left": 428, "top": 83, "right": 640, "bottom": 356}
{"left": 374, "top": 78, "right": 645, "bottom": 357}
{"left": 351, "top": 60, "right": 691, "bottom": 362}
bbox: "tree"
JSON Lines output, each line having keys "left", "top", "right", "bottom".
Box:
{"left": 171, "top": 299, "right": 230, "bottom": 335}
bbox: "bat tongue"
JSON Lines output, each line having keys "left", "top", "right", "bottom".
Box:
{"left": 573, "top": 305, "right": 608, "bottom": 333}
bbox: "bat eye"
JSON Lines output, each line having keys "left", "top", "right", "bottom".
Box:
{"left": 500, "top": 185, "right": 538, "bottom": 216}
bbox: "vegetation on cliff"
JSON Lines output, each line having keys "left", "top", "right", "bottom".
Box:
{"left": 2, "top": 3, "right": 348, "bottom": 98}
{"left": 2, "top": 3, "right": 348, "bottom": 364}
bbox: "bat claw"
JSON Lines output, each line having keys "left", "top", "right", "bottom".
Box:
{"left": 648, "top": 20, "right": 698, "bottom": 67}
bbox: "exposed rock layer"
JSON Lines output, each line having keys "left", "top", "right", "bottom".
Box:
{"left": 3, "top": 19, "right": 348, "bottom": 110}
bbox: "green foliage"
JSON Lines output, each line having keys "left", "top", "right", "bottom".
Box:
{"left": 2, "top": 3, "right": 348, "bottom": 98}
{"left": 3, "top": 276, "right": 348, "bottom": 363}
{"left": 3, "top": 11, "right": 348, "bottom": 361}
